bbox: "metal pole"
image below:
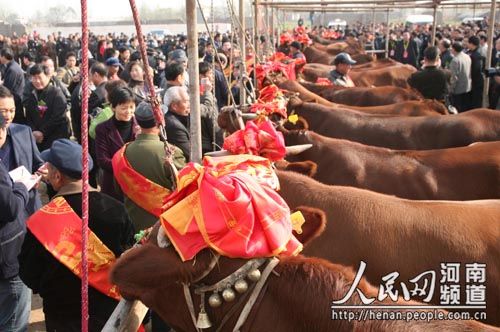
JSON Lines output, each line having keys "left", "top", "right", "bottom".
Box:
{"left": 431, "top": 4, "right": 438, "bottom": 45}
{"left": 265, "top": 3, "right": 271, "bottom": 55}
{"left": 240, "top": 0, "right": 246, "bottom": 105}
{"left": 254, "top": 0, "right": 260, "bottom": 57}
{"left": 270, "top": 4, "right": 275, "bottom": 50}
{"left": 385, "top": 8, "right": 390, "bottom": 57}
{"left": 254, "top": 0, "right": 260, "bottom": 91}
{"left": 483, "top": 0, "right": 497, "bottom": 107}
{"left": 371, "top": 9, "right": 376, "bottom": 50}
{"left": 187, "top": 0, "right": 202, "bottom": 163}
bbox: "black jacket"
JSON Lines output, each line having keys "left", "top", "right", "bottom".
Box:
{"left": 200, "top": 91, "right": 223, "bottom": 154}
{"left": 0, "top": 163, "right": 29, "bottom": 279}
{"left": 468, "top": 48, "right": 485, "bottom": 91}
{"left": 19, "top": 189, "right": 135, "bottom": 321}
{"left": 214, "top": 69, "right": 229, "bottom": 110}
{"left": 408, "top": 66, "right": 450, "bottom": 101}
{"left": 165, "top": 111, "right": 190, "bottom": 161}
{"left": 3, "top": 61, "right": 26, "bottom": 124}
{"left": 3, "top": 60, "right": 25, "bottom": 99}
{"left": 440, "top": 50, "right": 453, "bottom": 69}
{"left": 394, "top": 39, "right": 419, "bottom": 68}
{"left": 23, "top": 82, "right": 71, "bottom": 151}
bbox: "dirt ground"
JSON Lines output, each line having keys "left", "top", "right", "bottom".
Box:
{"left": 28, "top": 294, "right": 45, "bottom": 332}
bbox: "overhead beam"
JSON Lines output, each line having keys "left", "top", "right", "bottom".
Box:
{"left": 260, "top": 0, "right": 496, "bottom": 4}
{"left": 265, "top": 2, "right": 496, "bottom": 10}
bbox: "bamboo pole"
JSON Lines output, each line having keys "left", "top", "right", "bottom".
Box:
{"left": 187, "top": 0, "right": 202, "bottom": 163}
{"left": 483, "top": 0, "right": 497, "bottom": 107}
{"left": 102, "top": 300, "right": 148, "bottom": 332}
{"left": 431, "top": 3, "right": 438, "bottom": 45}
{"left": 240, "top": 0, "right": 246, "bottom": 105}
{"left": 385, "top": 9, "right": 390, "bottom": 57}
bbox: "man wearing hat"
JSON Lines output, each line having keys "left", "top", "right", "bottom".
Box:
{"left": 169, "top": 49, "right": 189, "bottom": 87}
{"left": 112, "top": 102, "right": 185, "bottom": 232}
{"left": 289, "top": 41, "right": 306, "bottom": 60}
{"left": 18, "top": 139, "right": 135, "bottom": 332}
{"left": 111, "top": 103, "right": 185, "bottom": 332}
{"left": 329, "top": 52, "right": 357, "bottom": 87}
{"left": 105, "top": 57, "right": 122, "bottom": 81}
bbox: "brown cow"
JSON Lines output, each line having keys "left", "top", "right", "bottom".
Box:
{"left": 277, "top": 170, "right": 500, "bottom": 326}
{"left": 298, "top": 81, "right": 423, "bottom": 107}
{"left": 282, "top": 129, "right": 500, "bottom": 200}
{"left": 303, "top": 46, "right": 337, "bottom": 65}
{"left": 277, "top": 80, "right": 447, "bottom": 116}
{"left": 302, "top": 63, "right": 416, "bottom": 88}
{"left": 304, "top": 46, "right": 373, "bottom": 65}
{"left": 110, "top": 208, "right": 498, "bottom": 330}
{"left": 287, "top": 98, "right": 500, "bottom": 149}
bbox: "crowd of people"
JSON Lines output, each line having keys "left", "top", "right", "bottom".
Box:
{"left": 0, "top": 16, "right": 499, "bottom": 332}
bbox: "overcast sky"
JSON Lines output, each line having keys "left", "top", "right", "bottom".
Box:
{"left": 0, "top": 0, "right": 226, "bottom": 20}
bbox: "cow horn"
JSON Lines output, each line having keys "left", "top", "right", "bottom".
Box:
{"left": 285, "top": 144, "right": 313, "bottom": 155}
{"left": 204, "top": 144, "right": 312, "bottom": 158}
{"left": 241, "top": 113, "right": 258, "bottom": 120}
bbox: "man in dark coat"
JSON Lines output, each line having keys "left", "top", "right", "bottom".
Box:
{"left": 18, "top": 139, "right": 135, "bottom": 332}
{"left": 0, "top": 48, "right": 26, "bottom": 124}
{"left": 438, "top": 39, "right": 453, "bottom": 69}
{"left": 408, "top": 46, "right": 450, "bottom": 102}
{"left": 164, "top": 86, "right": 190, "bottom": 160}
{"left": 0, "top": 115, "right": 31, "bottom": 332}
{"left": 394, "top": 31, "right": 419, "bottom": 68}
{"left": 467, "top": 35, "right": 485, "bottom": 109}
{"left": 23, "top": 64, "right": 70, "bottom": 151}
{"left": 0, "top": 85, "right": 44, "bottom": 214}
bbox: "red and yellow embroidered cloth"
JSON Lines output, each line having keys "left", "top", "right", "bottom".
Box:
{"left": 222, "top": 120, "right": 286, "bottom": 161}
{"left": 27, "top": 197, "right": 120, "bottom": 300}
{"left": 112, "top": 144, "right": 171, "bottom": 217}
{"left": 159, "top": 155, "right": 303, "bottom": 261}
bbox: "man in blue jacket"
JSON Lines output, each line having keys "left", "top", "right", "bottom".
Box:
{"left": 0, "top": 114, "right": 31, "bottom": 332}
{"left": 0, "top": 85, "right": 44, "bottom": 214}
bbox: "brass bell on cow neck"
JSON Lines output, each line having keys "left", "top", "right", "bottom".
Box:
{"left": 208, "top": 292, "right": 222, "bottom": 308}
{"left": 196, "top": 308, "right": 212, "bottom": 329}
{"left": 247, "top": 268, "right": 261, "bottom": 282}
{"left": 222, "top": 288, "right": 236, "bottom": 302}
{"left": 234, "top": 279, "right": 249, "bottom": 293}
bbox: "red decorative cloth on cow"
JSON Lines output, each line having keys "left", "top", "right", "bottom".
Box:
{"left": 159, "top": 155, "right": 303, "bottom": 261}
{"left": 223, "top": 120, "right": 286, "bottom": 161}
{"left": 112, "top": 144, "right": 171, "bottom": 217}
{"left": 255, "top": 61, "right": 296, "bottom": 89}
{"left": 27, "top": 197, "right": 120, "bottom": 300}
{"left": 250, "top": 84, "right": 288, "bottom": 118}
{"left": 280, "top": 32, "right": 294, "bottom": 45}
{"left": 316, "top": 77, "right": 333, "bottom": 86}
{"left": 294, "top": 33, "right": 312, "bottom": 46}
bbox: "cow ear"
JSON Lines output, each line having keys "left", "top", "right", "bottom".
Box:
{"left": 277, "top": 160, "right": 317, "bottom": 178}
{"left": 292, "top": 206, "right": 326, "bottom": 247}
{"left": 283, "top": 116, "right": 309, "bottom": 130}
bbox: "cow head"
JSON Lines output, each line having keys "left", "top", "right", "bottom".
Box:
{"left": 110, "top": 206, "right": 327, "bottom": 329}
{"left": 423, "top": 99, "right": 449, "bottom": 115}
